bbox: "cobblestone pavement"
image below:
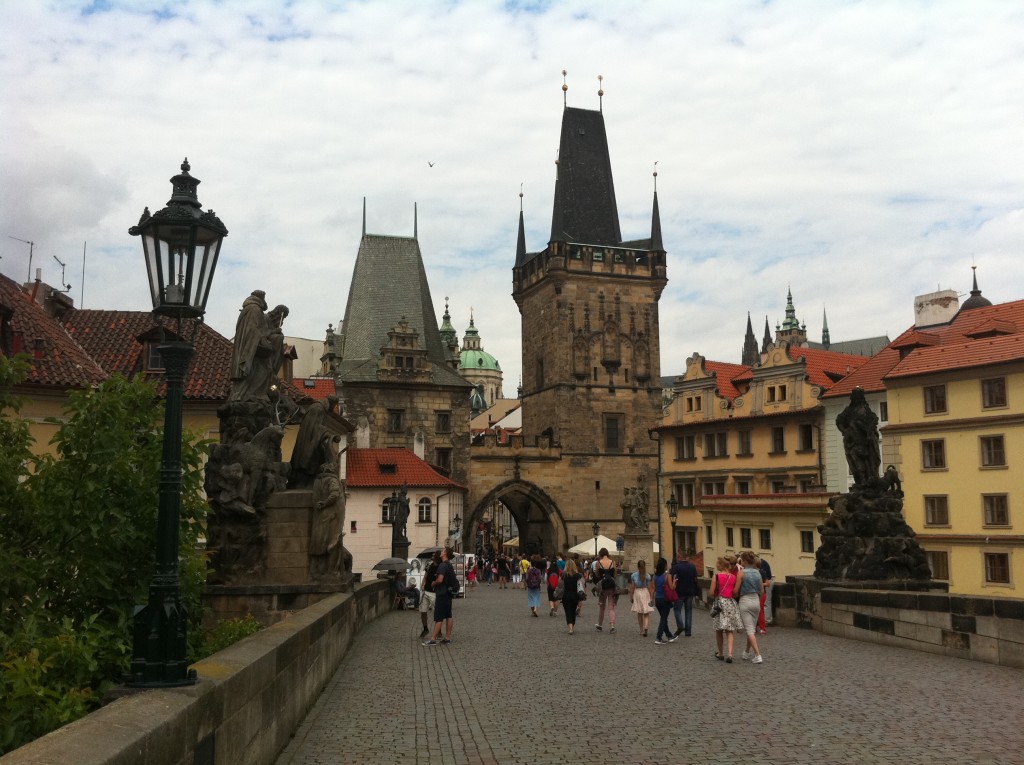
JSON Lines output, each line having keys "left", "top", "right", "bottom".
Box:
{"left": 276, "top": 585, "right": 1023, "bottom": 765}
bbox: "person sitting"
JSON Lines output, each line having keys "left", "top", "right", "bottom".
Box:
{"left": 403, "top": 579, "right": 421, "bottom": 609}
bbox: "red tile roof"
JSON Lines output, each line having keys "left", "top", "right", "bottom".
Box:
{"left": 0, "top": 272, "right": 106, "bottom": 388}
{"left": 704, "top": 360, "right": 751, "bottom": 400}
{"left": 785, "top": 346, "right": 869, "bottom": 388}
{"left": 345, "top": 448, "right": 465, "bottom": 490}
{"left": 826, "top": 298, "right": 1024, "bottom": 393}
{"left": 63, "top": 310, "right": 233, "bottom": 401}
{"left": 292, "top": 377, "right": 337, "bottom": 401}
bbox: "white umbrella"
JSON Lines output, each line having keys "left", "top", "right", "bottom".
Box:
{"left": 567, "top": 535, "right": 660, "bottom": 556}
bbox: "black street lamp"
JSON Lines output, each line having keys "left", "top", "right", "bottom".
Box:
{"left": 450, "top": 513, "right": 462, "bottom": 552}
{"left": 592, "top": 521, "right": 600, "bottom": 559}
{"left": 666, "top": 494, "right": 679, "bottom": 562}
{"left": 127, "top": 159, "right": 227, "bottom": 687}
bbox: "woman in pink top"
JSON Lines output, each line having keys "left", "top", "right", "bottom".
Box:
{"left": 709, "top": 556, "right": 744, "bottom": 662}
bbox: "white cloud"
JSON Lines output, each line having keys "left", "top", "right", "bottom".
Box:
{"left": 2, "top": 1, "right": 1022, "bottom": 390}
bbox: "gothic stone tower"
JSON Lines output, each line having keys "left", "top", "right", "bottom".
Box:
{"left": 494, "top": 103, "right": 667, "bottom": 550}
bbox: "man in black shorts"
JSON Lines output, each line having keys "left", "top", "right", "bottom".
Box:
{"left": 423, "top": 546, "right": 455, "bottom": 645}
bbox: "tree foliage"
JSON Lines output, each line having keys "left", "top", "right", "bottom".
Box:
{"left": 0, "top": 355, "right": 210, "bottom": 754}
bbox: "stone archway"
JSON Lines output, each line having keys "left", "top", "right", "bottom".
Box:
{"left": 466, "top": 479, "right": 566, "bottom": 558}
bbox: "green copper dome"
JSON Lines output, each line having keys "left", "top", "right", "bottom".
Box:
{"left": 461, "top": 349, "right": 501, "bottom": 371}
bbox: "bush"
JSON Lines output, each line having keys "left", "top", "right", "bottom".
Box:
{"left": 193, "top": 615, "right": 264, "bottom": 661}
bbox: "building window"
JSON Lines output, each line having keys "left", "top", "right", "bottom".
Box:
{"left": 740, "top": 528, "right": 752, "bottom": 548}
{"left": 435, "top": 411, "right": 452, "bottom": 433}
{"left": 680, "top": 482, "right": 696, "bottom": 507}
{"left": 770, "top": 479, "right": 786, "bottom": 494}
{"left": 878, "top": 401, "right": 888, "bottom": 422}
{"left": 146, "top": 342, "right": 164, "bottom": 371}
{"left": 980, "top": 435, "right": 1006, "bottom": 467}
{"left": 705, "top": 524, "right": 713, "bottom": 546}
{"left": 418, "top": 497, "right": 433, "bottom": 523}
{"left": 923, "top": 384, "right": 947, "bottom": 414}
{"left": 758, "top": 528, "right": 772, "bottom": 550}
{"left": 983, "top": 494, "right": 1009, "bottom": 526}
{"left": 926, "top": 550, "right": 949, "bottom": 581}
{"left": 799, "top": 478, "right": 815, "bottom": 493}
{"left": 680, "top": 529, "right": 697, "bottom": 555}
{"left": 387, "top": 409, "right": 405, "bottom": 432}
{"left": 984, "top": 552, "right": 1011, "bottom": 584}
{"left": 726, "top": 527, "right": 734, "bottom": 547}
{"left": 766, "top": 384, "right": 787, "bottom": 403}
{"left": 381, "top": 499, "right": 395, "bottom": 524}
{"left": 770, "top": 426, "right": 785, "bottom": 454}
{"left": 798, "top": 423, "right": 814, "bottom": 451}
{"left": 434, "top": 448, "right": 452, "bottom": 473}
{"left": 800, "top": 530, "right": 814, "bottom": 553}
{"left": 737, "top": 430, "right": 752, "bottom": 456}
{"left": 981, "top": 377, "right": 1007, "bottom": 409}
{"left": 924, "top": 495, "right": 949, "bottom": 525}
{"left": 676, "top": 435, "right": 696, "bottom": 460}
{"left": 604, "top": 414, "right": 624, "bottom": 452}
{"left": 702, "top": 480, "right": 726, "bottom": 496}
{"left": 685, "top": 395, "right": 702, "bottom": 412}
{"left": 704, "top": 432, "right": 728, "bottom": 458}
{"left": 921, "top": 439, "right": 946, "bottom": 469}
{"left": 735, "top": 479, "right": 751, "bottom": 495}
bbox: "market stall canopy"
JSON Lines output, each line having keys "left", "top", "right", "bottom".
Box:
{"left": 567, "top": 535, "right": 659, "bottom": 556}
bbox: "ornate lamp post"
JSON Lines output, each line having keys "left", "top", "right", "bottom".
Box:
{"left": 450, "top": 513, "right": 462, "bottom": 552}
{"left": 592, "top": 521, "right": 600, "bottom": 560}
{"left": 666, "top": 494, "right": 679, "bottom": 562}
{"left": 127, "top": 159, "right": 227, "bottom": 687}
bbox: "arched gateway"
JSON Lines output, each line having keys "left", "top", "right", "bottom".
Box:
{"left": 466, "top": 478, "right": 566, "bottom": 558}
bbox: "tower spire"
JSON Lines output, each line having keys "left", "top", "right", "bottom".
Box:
{"left": 597, "top": 74, "right": 604, "bottom": 113}
{"left": 362, "top": 196, "right": 366, "bottom": 237}
{"left": 414, "top": 202, "right": 418, "bottom": 239}
{"left": 742, "top": 311, "right": 759, "bottom": 367}
{"left": 515, "top": 187, "right": 527, "bottom": 266}
{"left": 822, "top": 307, "right": 831, "bottom": 350}
{"left": 650, "top": 162, "right": 663, "bottom": 252}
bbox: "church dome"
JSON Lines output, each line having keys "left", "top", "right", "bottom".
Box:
{"left": 960, "top": 267, "right": 992, "bottom": 312}
{"left": 461, "top": 349, "right": 501, "bottom": 371}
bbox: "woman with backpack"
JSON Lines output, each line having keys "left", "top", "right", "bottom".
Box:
{"left": 594, "top": 548, "right": 619, "bottom": 633}
{"left": 546, "top": 561, "right": 561, "bottom": 616}
{"left": 525, "top": 556, "right": 544, "bottom": 617}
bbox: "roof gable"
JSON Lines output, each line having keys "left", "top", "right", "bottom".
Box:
{"left": 345, "top": 448, "right": 465, "bottom": 490}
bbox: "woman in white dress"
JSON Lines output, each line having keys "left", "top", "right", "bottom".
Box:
{"left": 629, "top": 558, "right": 655, "bottom": 637}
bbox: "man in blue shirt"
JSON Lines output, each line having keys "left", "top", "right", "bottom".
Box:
{"left": 670, "top": 551, "right": 700, "bottom": 637}
{"left": 423, "top": 547, "right": 456, "bottom": 646}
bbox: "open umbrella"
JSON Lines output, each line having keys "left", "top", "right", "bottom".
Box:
{"left": 372, "top": 557, "right": 409, "bottom": 571}
{"left": 416, "top": 546, "right": 443, "bottom": 558}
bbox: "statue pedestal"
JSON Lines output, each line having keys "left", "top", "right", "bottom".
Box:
{"left": 392, "top": 540, "right": 411, "bottom": 561}
{"left": 620, "top": 532, "right": 655, "bottom": 574}
{"left": 204, "top": 489, "right": 354, "bottom": 626}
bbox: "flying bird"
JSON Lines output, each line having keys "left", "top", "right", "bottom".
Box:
{"left": 428, "top": 161, "right": 435, "bottom": 167}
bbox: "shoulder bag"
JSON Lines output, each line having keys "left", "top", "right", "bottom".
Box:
{"left": 662, "top": 575, "right": 679, "bottom": 603}
{"left": 553, "top": 577, "right": 564, "bottom": 601}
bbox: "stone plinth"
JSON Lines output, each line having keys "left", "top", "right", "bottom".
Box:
{"left": 620, "top": 532, "right": 655, "bottom": 574}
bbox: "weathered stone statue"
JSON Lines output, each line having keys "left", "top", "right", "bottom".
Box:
{"left": 621, "top": 472, "right": 650, "bottom": 533}
{"left": 289, "top": 395, "right": 340, "bottom": 489}
{"left": 390, "top": 488, "right": 411, "bottom": 548}
{"left": 229, "top": 291, "right": 289, "bottom": 403}
{"left": 310, "top": 461, "right": 345, "bottom": 579}
{"left": 835, "top": 387, "right": 882, "bottom": 487}
{"left": 815, "top": 390, "right": 930, "bottom": 581}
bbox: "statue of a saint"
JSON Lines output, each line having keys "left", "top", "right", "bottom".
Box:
{"left": 228, "top": 291, "right": 289, "bottom": 402}
{"left": 310, "top": 461, "right": 343, "bottom": 578}
{"left": 289, "top": 395, "right": 339, "bottom": 489}
{"left": 836, "top": 387, "right": 882, "bottom": 487}
{"left": 621, "top": 487, "right": 649, "bottom": 532}
{"left": 391, "top": 488, "right": 411, "bottom": 546}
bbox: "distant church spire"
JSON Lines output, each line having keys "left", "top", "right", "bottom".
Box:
{"left": 822, "top": 307, "right": 831, "bottom": 350}
{"left": 742, "top": 312, "right": 759, "bottom": 366}
{"left": 761, "top": 315, "right": 772, "bottom": 353}
{"left": 516, "top": 188, "right": 527, "bottom": 266}
{"left": 960, "top": 264, "right": 993, "bottom": 311}
{"left": 650, "top": 163, "right": 663, "bottom": 252}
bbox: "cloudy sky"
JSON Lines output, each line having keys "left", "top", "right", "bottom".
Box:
{"left": 2, "top": 1, "right": 1022, "bottom": 390}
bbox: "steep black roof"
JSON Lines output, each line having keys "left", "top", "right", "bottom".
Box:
{"left": 550, "top": 107, "right": 621, "bottom": 246}
{"left": 337, "top": 234, "right": 468, "bottom": 387}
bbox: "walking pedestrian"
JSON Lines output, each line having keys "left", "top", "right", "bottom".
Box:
{"left": 417, "top": 552, "right": 440, "bottom": 638}
{"left": 594, "top": 548, "right": 619, "bottom": 633}
{"left": 670, "top": 550, "right": 699, "bottom": 638}
{"left": 738, "top": 551, "right": 765, "bottom": 664}
{"left": 423, "top": 547, "right": 456, "bottom": 646}
{"left": 547, "top": 561, "right": 561, "bottom": 616}
{"left": 709, "top": 556, "right": 742, "bottom": 662}
{"left": 652, "top": 558, "right": 678, "bottom": 645}
{"left": 497, "top": 554, "right": 511, "bottom": 589}
{"left": 525, "top": 556, "right": 544, "bottom": 617}
{"left": 629, "top": 559, "right": 654, "bottom": 637}
{"left": 758, "top": 556, "right": 773, "bottom": 633}
{"left": 518, "top": 554, "right": 530, "bottom": 589}
{"left": 560, "top": 559, "right": 583, "bottom": 634}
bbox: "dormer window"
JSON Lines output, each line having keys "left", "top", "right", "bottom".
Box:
{"left": 147, "top": 342, "right": 164, "bottom": 370}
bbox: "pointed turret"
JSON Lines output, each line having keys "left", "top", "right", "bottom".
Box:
{"left": 775, "top": 287, "right": 808, "bottom": 346}
{"left": 822, "top": 308, "right": 831, "bottom": 350}
{"left": 650, "top": 188, "right": 664, "bottom": 252}
{"left": 515, "top": 194, "right": 528, "bottom": 267}
{"left": 960, "top": 265, "right": 993, "bottom": 311}
{"left": 439, "top": 297, "right": 460, "bottom": 369}
{"left": 761, "top": 316, "right": 772, "bottom": 353}
{"left": 741, "top": 312, "right": 759, "bottom": 366}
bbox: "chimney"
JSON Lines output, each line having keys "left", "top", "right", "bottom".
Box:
{"left": 913, "top": 289, "right": 959, "bottom": 327}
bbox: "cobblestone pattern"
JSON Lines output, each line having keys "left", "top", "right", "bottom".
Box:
{"left": 275, "top": 588, "right": 1024, "bottom": 765}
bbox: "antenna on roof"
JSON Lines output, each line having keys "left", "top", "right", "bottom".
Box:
{"left": 52, "top": 255, "right": 72, "bottom": 292}
{"left": 80, "top": 242, "right": 86, "bottom": 307}
{"left": 562, "top": 69, "right": 568, "bottom": 109}
{"left": 598, "top": 74, "right": 604, "bottom": 112}
{"left": 414, "top": 202, "right": 418, "bottom": 239}
{"left": 653, "top": 161, "right": 658, "bottom": 192}
{"left": 519, "top": 183, "right": 524, "bottom": 211}
{"left": 8, "top": 236, "right": 34, "bottom": 281}
{"left": 362, "top": 197, "right": 366, "bottom": 237}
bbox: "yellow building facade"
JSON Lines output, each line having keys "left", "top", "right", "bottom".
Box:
{"left": 884, "top": 308, "right": 1024, "bottom": 596}
{"left": 657, "top": 346, "right": 867, "bottom": 578}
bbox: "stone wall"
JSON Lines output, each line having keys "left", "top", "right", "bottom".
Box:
{"left": 0, "top": 580, "right": 392, "bottom": 765}
{"left": 789, "top": 576, "right": 1024, "bottom": 668}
